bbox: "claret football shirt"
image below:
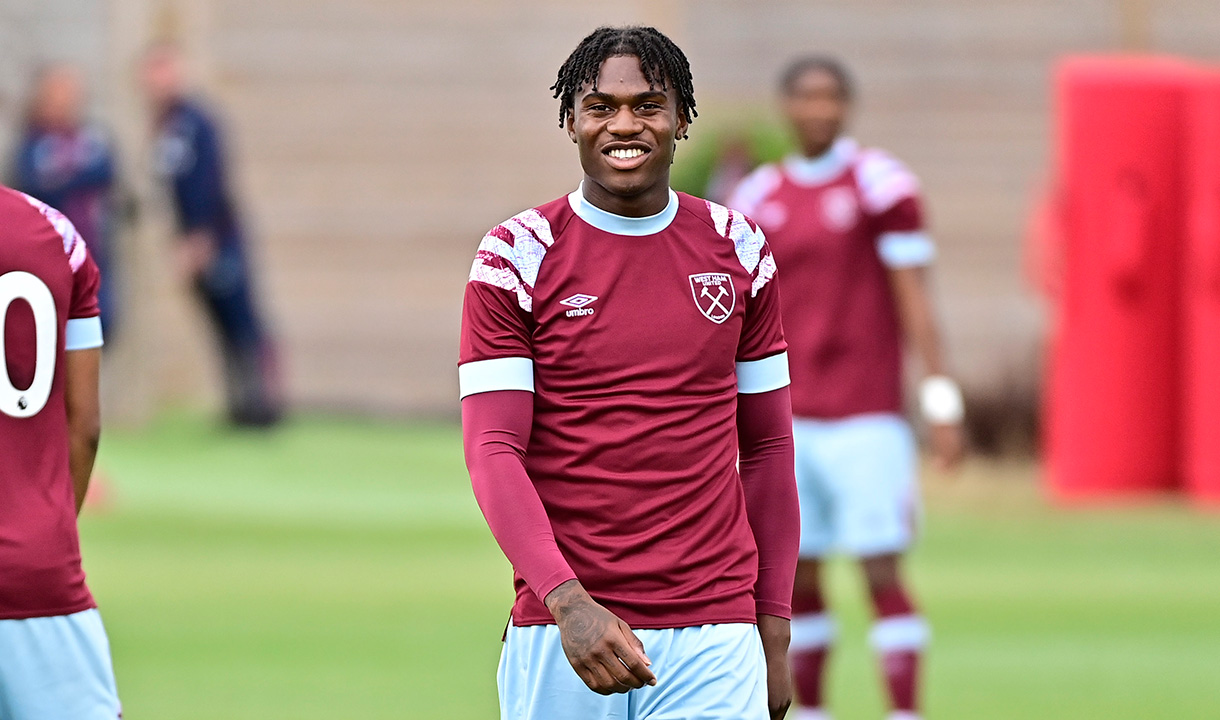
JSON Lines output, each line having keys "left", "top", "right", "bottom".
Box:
{"left": 459, "top": 186, "right": 790, "bottom": 628}
{"left": 729, "top": 137, "right": 935, "bottom": 419}
{"left": 0, "top": 186, "right": 104, "bottom": 620}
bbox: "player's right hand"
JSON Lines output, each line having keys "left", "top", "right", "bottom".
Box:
{"left": 544, "top": 579, "right": 657, "bottom": 695}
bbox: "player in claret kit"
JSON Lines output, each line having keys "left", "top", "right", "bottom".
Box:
{"left": 0, "top": 186, "right": 119, "bottom": 719}
{"left": 459, "top": 25, "right": 800, "bottom": 720}
{"left": 728, "top": 57, "right": 965, "bottom": 720}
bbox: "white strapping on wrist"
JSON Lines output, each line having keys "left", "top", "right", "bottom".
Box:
{"left": 919, "top": 375, "right": 964, "bottom": 425}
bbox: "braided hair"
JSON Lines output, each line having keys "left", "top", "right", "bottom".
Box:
{"left": 551, "top": 26, "right": 697, "bottom": 135}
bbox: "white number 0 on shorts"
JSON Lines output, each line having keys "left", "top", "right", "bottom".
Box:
{"left": 0, "top": 271, "right": 57, "bottom": 418}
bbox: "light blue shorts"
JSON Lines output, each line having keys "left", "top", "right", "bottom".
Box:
{"left": 498, "top": 622, "right": 768, "bottom": 720}
{"left": 0, "top": 608, "right": 122, "bottom": 720}
{"left": 793, "top": 413, "right": 920, "bottom": 558}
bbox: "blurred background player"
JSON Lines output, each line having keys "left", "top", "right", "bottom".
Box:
{"left": 729, "top": 56, "right": 966, "bottom": 720}
{"left": 704, "top": 133, "right": 755, "bottom": 206}
{"left": 9, "top": 63, "right": 120, "bottom": 336}
{"left": 460, "top": 26, "right": 799, "bottom": 720}
{"left": 0, "top": 184, "right": 118, "bottom": 718}
{"left": 140, "top": 43, "right": 282, "bottom": 427}
{"left": 8, "top": 63, "right": 122, "bottom": 509}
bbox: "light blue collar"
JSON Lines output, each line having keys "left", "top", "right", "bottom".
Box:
{"left": 784, "top": 136, "right": 858, "bottom": 186}
{"left": 568, "top": 183, "right": 679, "bottom": 236}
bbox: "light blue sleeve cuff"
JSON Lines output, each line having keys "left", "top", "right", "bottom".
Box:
{"left": 458, "top": 357, "right": 535, "bottom": 399}
{"left": 736, "top": 352, "right": 790, "bottom": 394}
{"left": 877, "top": 231, "right": 936, "bottom": 268}
{"left": 65, "top": 316, "right": 104, "bottom": 351}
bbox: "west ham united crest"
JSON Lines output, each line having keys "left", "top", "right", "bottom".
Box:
{"left": 689, "top": 273, "right": 735, "bottom": 324}
{"left": 821, "top": 186, "right": 859, "bottom": 231}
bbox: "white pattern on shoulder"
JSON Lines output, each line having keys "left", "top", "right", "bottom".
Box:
{"left": 706, "top": 199, "right": 775, "bottom": 298}
{"left": 853, "top": 148, "right": 920, "bottom": 215}
{"left": 468, "top": 208, "right": 555, "bottom": 313}
{"left": 725, "top": 164, "right": 782, "bottom": 217}
{"left": 20, "top": 192, "right": 88, "bottom": 272}
{"left": 752, "top": 252, "right": 777, "bottom": 298}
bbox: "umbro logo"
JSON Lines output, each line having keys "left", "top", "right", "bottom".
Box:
{"left": 560, "top": 293, "right": 598, "bottom": 318}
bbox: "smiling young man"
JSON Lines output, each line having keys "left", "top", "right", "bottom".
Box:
{"left": 459, "top": 26, "right": 800, "bottom": 720}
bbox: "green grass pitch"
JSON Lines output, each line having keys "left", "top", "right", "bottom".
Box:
{"left": 83, "top": 415, "right": 1220, "bottom": 719}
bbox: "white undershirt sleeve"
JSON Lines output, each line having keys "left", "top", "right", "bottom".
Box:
{"left": 64, "top": 316, "right": 104, "bottom": 351}
{"left": 458, "top": 357, "right": 535, "bottom": 399}
{"left": 877, "top": 231, "right": 936, "bottom": 269}
{"left": 736, "top": 352, "right": 790, "bottom": 394}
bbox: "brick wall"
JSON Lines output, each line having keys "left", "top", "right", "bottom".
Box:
{"left": 7, "top": 0, "right": 1220, "bottom": 421}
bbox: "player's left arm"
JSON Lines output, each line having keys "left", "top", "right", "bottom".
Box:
{"left": 875, "top": 195, "right": 965, "bottom": 472}
{"left": 737, "top": 386, "right": 799, "bottom": 720}
{"left": 863, "top": 150, "right": 966, "bottom": 472}
{"left": 735, "top": 226, "right": 800, "bottom": 720}
{"left": 64, "top": 236, "right": 105, "bottom": 515}
{"left": 888, "top": 263, "right": 964, "bottom": 471}
{"left": 65, "top": 346, "right": 101, "bottom": 514}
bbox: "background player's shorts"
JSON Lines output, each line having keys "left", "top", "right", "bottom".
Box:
{"left": 793, "top": 412, "right": 920, "bottom": 558}
{"left": 498, "top": 622, "right": 768, "bottom": 720}
{"left": 0, "top": 608, "right": 122, "bottom": 720}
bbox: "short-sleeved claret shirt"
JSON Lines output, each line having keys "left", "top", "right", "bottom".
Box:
{"left": 459, "top": 188, "right": 789, "bottom": 629}
{"left": 729, "top": 137, "right": 935, "bottom": 420}
{"left": 0, "top": 186, "right": 103, "bottom": 620}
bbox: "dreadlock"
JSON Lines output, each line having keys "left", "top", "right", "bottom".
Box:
{"left": 551, "top": 25, "right": 697, "bottom": 135}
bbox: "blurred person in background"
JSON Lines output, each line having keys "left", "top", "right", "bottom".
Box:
{"left": 10, "top": 63, "right": 122, "bottom": 510}
{"left": 0, "top": 183, "right": 118, "bottom": 718}
{"left": 704, "top": 133, "right": 755, "bottom": 206}
{"left": 729, "top": 56, "right": 965, "bottom": 720}
{"left": 9, "top": 64, "right": 120, "bottom": 336}
{"left": 140, "top": 42, "right": 282, "bottom": 427}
